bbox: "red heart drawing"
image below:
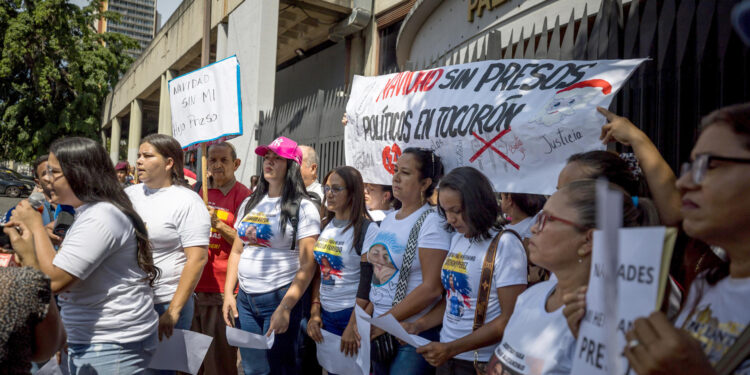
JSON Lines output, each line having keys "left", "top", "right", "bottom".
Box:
{"left": 382, "top": 143, "right": 402, "bottom": 175}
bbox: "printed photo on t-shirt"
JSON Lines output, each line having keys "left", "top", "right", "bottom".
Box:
{"left": 682, "top": 303, "right": 749, "bottom": 368}
{"left": 236, "top": 211, "right": 273, "bottom": 247}
{"left": 314, "top": 238, "right": 345, "bottom": 286}
{"left": 442, "top": 252, "right": 473, "bottom": 320}
{"left": 368, "top": 242, "right": 397, "bottom": 285}
{"left": 488, "top": 342, "right": 545, "bottom": 375}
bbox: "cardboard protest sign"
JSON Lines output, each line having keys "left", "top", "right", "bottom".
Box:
{"left": 344, "top": 59, "right": 645, "bottom": 194}
{"left": 169, "top": 55, "right": 243, "bottom": 150}
{"left": 571, "top": 227, "right": 677, "bottom": 375}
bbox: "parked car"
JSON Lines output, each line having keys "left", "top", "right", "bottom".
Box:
{"left": 0, "top": 173, "right": 32, "bottom": 198}
{"left": 0, "top": 167, "right": 35, "bottom": 186}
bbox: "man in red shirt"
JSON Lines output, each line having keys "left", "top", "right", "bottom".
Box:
{"left": 191, "top": 142, "right": 251, "bottom": 375}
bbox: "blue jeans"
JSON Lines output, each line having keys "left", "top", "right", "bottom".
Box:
{"left": 372, "top": 325, "right": 441, "bottom": 375}
{"left": 321, "top": 306, "right": 354, "bottom": 336}
{"left": 148, "top": 294, "right": 195, "bottom": 375}
{"left": 67, "top": 333, "right": 158, "bottom": 375}
{"left": 236, "top": 285, "right": 303, "bottom": 375}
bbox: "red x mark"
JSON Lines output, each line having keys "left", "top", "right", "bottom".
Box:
{"left": 470, "top": 130, "right": 520, "bottom": 170}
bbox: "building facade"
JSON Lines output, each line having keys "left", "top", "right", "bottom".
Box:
{"left": 100, "top": 0, "right": 750, "bottom": 185}
{"left": 99, "top": 0, "right": 158, "bottom": 57}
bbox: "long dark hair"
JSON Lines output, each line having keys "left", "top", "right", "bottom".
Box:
{"left": 140, "top": 134, "right": 187, "bottom": 187}
{"left": 506, "top": 193, "right": 547, "bottom": 218}
{"left": 243, "top": 156, "right": 309, "bottom": 235}
{"left": 402, "top": 147, "right": 444, "bottom": 201}
{"left": 321, "top": 166, "right": 372, "bottom": 249}
{"left": 49, "top": 137, "right": 159, "bottom": 286}
{"left": 438, "top": 167, "right": 501, "bottom": 242}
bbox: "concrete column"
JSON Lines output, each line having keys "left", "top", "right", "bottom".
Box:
{"left": 216, "top": 22, "right": 229, "bottom": 60}
{"left": 158, "top": 69, "right": 177, "bottom": 135}
{"left": 127, "top": 99, "right": 143, "bottom": 166}
{"left": 110, "top": 117, "right": 122, "bottom": 165}
{"left": 101, "top": 129, "right": 108, "bottom": 148}
{"left": 226, "top": 0, "right": 279, "bottom": 183}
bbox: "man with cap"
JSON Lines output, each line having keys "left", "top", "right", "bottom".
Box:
{"left": 192, "top": 142, "right": 251, "bottom": 375}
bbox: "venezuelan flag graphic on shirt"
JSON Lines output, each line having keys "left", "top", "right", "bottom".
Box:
{"left": 314, "top": 238, "right": 345, "bottom": 286}
{"left": 237, "top": 211, "right": 273, "bottom": 247}
{"left": 209, "top": 208, "right": 236, "bottom": 249}
{"left": 442, "top": 253, "right": 472, "bottom": 319}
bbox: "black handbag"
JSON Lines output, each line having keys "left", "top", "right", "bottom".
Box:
{"left": 370, "top": 209, "right": 433, "bottom": 363}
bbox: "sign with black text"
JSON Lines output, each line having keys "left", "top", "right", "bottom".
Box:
{"left": 344, "top": 59, "right": 645, "bottom": 195}
{"left": 169, "top": 55, "right": 242, "bottom": 150}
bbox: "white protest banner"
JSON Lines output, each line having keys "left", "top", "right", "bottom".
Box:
{"left": 169, "top": 55, "right": 242, "bottom": 150}
{"left": 345, "top": 59, "right": 645, "bottom": 195}
{"left": 571, "top": 227, "right": 676, "bottom": 375}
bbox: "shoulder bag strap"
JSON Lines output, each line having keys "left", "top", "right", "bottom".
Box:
{"left": 289, "top": 200, "right": 301, "bottom": 251}
{"left": 716, "top": 323, "right": 750, "bottom": 375}
{"left": 392, "top": 209, "right": 433, "bottom": 306}
{"left": 355, "top": 220, "right": 372, "bottom": 256}
{"left": 473, "top": 233, "right": 502, "bottom": 331}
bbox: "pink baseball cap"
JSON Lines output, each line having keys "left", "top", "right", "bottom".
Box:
{"left": 255, "top": 136, "right": 303, "bottom": 165}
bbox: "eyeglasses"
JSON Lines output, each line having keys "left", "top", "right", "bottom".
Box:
{"left": 680, "top": 153, "right": 750, "bottom": 185}
{"left": 324, "top": 185, "right": 346, "bottom": 195}
{"left": 45, "top": 165, "right": 63, "bottom": 179}
{"left": 535, "top": 210, "right": 589, "bottom": 232}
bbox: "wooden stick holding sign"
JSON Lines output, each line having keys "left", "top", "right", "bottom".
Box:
{"left": 167, "top": 0, "right": 242, "bottom": 196}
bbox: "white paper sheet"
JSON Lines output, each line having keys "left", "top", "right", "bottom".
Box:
{"left": 317, "top": 330, "right": 364, "bottom": 375}
{"left": 354, "top": 305, "right": 371, "bottom": 375}
{"left": 148, "top": 329, "right": 213, "bottom": 374}
{"left": 226, "top": 326, "right": 275, "bottom": 349}
{"left": 36, "top": 359, "right": 64, "bottom": 375}
{"left": 364, "top": 313, "right": 431, "bottom": 348}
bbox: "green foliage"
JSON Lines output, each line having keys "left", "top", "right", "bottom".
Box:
{"left": 0, "top": 0, "right": 137, "bottom": 162}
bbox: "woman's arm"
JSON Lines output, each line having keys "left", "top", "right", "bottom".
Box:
{"left": 417, "top": 284, "right": 525, "bottom": 367}
{"left": 386, "top": 248, "right": 447, "bottom": 321}
{"left": 404, "top": 298, "right": 446, "bottom": 335}
{"left": 307, "top": 265, "right": 323, "bottom": 343}
{"left": 6, "top": 202, "right": 77, "bottom": 292}
{"left": 31, "top": 295, "right": 66, "bottom": 362}
{"left": 222, "top": 235, "right": 243, "bottom": 326}
{"left": 267, "top": 235, "right": 319, "bottom": 335}
{"left": 158, "top": 245, "right": 208, "bottom": 339}
{"left": 598, "top": 107, "right": 683, "bottom": 225}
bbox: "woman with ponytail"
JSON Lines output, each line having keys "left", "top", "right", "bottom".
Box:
{"left": 5, "top": 137, "right": 160, "bottom": 374}
{"left": 126, "top": 134, "right": 211, "bottom": 353}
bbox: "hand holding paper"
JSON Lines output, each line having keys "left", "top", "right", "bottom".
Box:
{"left": 148, "top": 329, "right": 212, "bottom": 374}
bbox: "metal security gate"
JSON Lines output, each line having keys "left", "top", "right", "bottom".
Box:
{"left": 259, "top": 0, "right": 750, "bottom": 177}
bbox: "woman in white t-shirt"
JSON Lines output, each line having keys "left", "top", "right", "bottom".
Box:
{"left": 7, "top": 137, "right": 159, "bottom": 374}
{"left": 222, "top": 136, "right": 321, "bottom": 375}
{"left": 126, "top": 134, "right": 210, "bottom": 352}
{"left": 605, "top": 103, "right": 750, "bottom": 375}
{"left": 406, "top": 167, "right": 527, "bottom": 375}
{"left": 500, "top": 193, "right": 548, "bottom": 285}
{"left": 365, "top": 183, "right": 400, "bottom": 222}
{"left": 487, "top": 179, "right": 646, "bottom": 375}
{"left": 306, "top": 166, "right": 378, "bottom": 373}
{"left": 367, "top": 147, "right": 452, "bottom": 375}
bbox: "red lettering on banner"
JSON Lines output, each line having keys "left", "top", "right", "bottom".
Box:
{"left": 376, "top": 69, "right": 445, "bottom": 102}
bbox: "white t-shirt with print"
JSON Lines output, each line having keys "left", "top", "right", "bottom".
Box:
{"left": 53, "top": 202, "right": 159, "bottom": 344}
{"left": 314, "top": 219, "right": 378, "bottom": 312}
{"left": 505, "top": 215, "right": 536, "bottom": 240}
{"left": 675, "top": 274, "right": 750, "bottom": 374}
{"left": 489, "top": 280, "right": 576, "bottom": 375}
{"left": 235, "top": 195, "right": 321, "bottom": 294}
{"left": 366, "top": 204, "right": 452, "bottom": 321}
{"left": 126, "top": 184, "right": 211, "bottom": 304}
{"left": 440, "top": 230, "right": 527, "bottom": 361}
